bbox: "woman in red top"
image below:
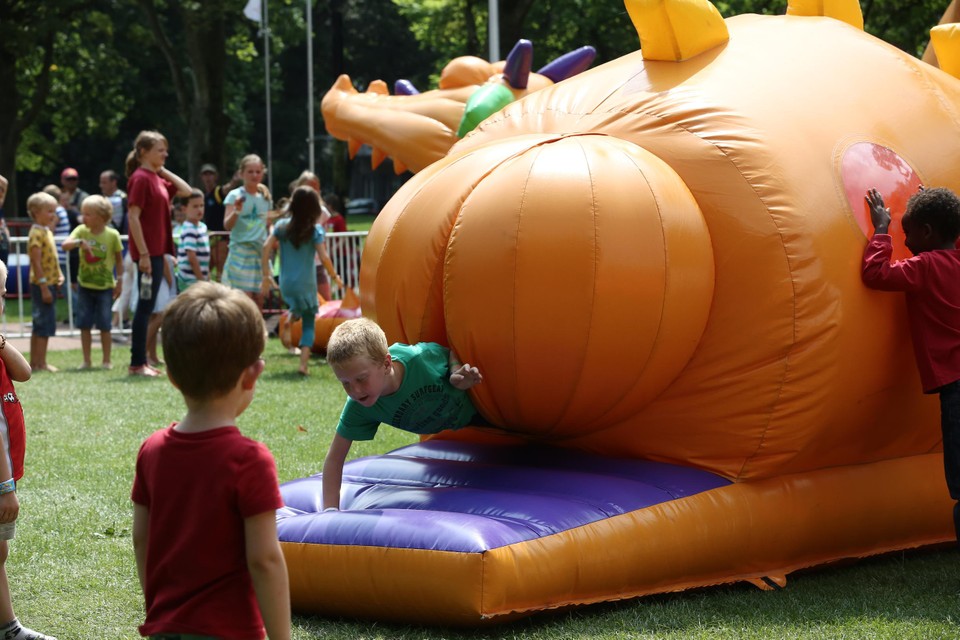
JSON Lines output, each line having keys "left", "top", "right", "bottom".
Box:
{"left": 124, "top": 131, "right": 192, "bottom": 377}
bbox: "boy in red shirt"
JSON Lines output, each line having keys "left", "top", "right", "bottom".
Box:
{"left": 862, "top": 186, "right": 960, "bottom": 548}
{"left": 131, "top": 282, "right": 290, "bottom": 639}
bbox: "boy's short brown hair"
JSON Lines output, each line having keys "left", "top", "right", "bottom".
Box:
{"left": 81, "top": 195, "right": 113, "bottom": 222}
{"left": 327, "top": 318, "right": 389, "bottom": 366}
{"left": 26, "top": 192, "right": 57, "bottom": 219}
{"left": 162, "top": 282, "right": 266, "bottom": 400}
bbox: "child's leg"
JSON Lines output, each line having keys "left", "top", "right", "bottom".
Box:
{"left": 0, "top": 541, "right": 13, "bottom": 623}
{"left": 100, "top": 330, "right": 112, "bottom": 367}
{"left": 28, "top": 335, "right": 39, "bottom": 369}
{"left": 939, "top": 381, "right": 960, "bottom": 548}
{"left": 146, "top": 313, "right": 163, "bottom": 365}
{"left": 79, "top": 329, "right": 92, "bottom": 368}
{"left": 297, "top": 306, "right": 316, "bottom": 375}
{"left": 298, "top": 346, "right": 312, "bottom": 375}
{"left": 33, "top": 338, "right": 50, "bottom": 372}
{"left": 95, "top": 289, "right": 113, "bottom": 367}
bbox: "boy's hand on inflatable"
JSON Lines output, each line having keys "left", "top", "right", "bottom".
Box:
{"left": 450, "top": 364, "right": 483, "bottom": 390}
{"left": 865, "top": 188, "right": 891, "bottom": 234}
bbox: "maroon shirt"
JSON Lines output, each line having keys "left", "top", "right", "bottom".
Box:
{"left": 127, "top": 167, "right": 177, "bottom": 260}
{"left": 862, "top": 234, "right": 960, "bottom": 392}
{"left": 132, "top": 425, "right": 283, "bottom": 638}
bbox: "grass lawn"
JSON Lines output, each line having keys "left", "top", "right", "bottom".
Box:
{"left": 8, "top": 338, "right": 960, "bottom": 639}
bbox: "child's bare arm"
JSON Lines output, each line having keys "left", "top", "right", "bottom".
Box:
{"left": 1, "top": 337, "right": 30, "bottom": 383}
{"left": 260, "top": 235, "right": 278, "bottom": 298}
{"left": 316, "top": 243, "right": 343, "bottom": 289}
{"left": 449, "top": 350, "right": 483, "bottom": 391}
{"left": 186, "top": 249, "right": 204, "bottom": 281}
{"left": 61, "top": 237, "right": 81, "bottom": 251}
{"left": 865, "top": 189, "right": 891, "bottom": 234}
{"left": 0, "top": 438, "right": 18, "bottom": 525}
{"left": 132, "top": 504, "right": 150, "bottom": 591}
{"left": 245, "top": 511, "right": 291, "bottom": 640}
{"left": 114, "top": 251, "right": 124, "bottom": 298}
{"left": 322, "top": 434, "right": 353, "bottom": 510}
{"left": 162, "top": 255, "right": 173, "bottom": 286}
{"left": 158, "top": 167, "right": 192, "bottom": 198}
{"left": 29, "top": 245, "right": 53, "bottom": 304}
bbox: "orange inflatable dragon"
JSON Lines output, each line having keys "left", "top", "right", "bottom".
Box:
{"left": 279, "top": 0, "right": 960, "bottom": 625}
{"left": 321, "top": 40, "right": 596, "bottom": 173}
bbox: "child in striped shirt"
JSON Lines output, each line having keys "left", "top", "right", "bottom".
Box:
{"left": 176, "top": 189, "right": 210, "bottom": 290}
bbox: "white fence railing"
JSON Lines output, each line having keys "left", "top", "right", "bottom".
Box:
{"left": 1, "top": 230, "right": 368, "bottom": 339}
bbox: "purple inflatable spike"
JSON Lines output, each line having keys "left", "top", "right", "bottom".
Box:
{"left": 394, "top": 79, "right": 419, "bottom": 95}
{"left": 537, "top": 46, "right": 598, "bottom": 83}
{"left": 502, "top": 39, "right": 533, "bottom": 89}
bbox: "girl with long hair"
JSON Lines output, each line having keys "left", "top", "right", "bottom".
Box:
{"left": 124, "top": 130, "right": 191, "bottom": 377}
{"left": 261, "top": 187, "right": 342, "bottom": 375}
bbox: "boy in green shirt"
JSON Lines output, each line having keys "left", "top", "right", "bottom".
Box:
{"left": 322, "top": 318, "right": 484, "bottom": 510}
{"left": 62, "top": 195, "right": 124, "bottom": 369}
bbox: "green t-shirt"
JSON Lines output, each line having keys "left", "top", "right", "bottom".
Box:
{"left": 336, "top": 342, "right": 477, "bottom": 441}
{"left": 67, "top": 225, "right": 123, "bottom": 290}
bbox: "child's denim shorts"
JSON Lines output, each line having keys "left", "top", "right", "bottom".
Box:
{"left": 76, "top": 285, "right": 114, "bottom": 331}
{"left": 30, "top": 284, "right": 58, "bottom": 337}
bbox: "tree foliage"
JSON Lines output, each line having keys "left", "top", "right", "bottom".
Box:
{"left": 0, "top": 0, "right": 954, "bottom": 216}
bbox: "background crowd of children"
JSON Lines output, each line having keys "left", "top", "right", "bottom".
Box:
{"left": 3, "top": 129, "right": 349, "bottom": 378}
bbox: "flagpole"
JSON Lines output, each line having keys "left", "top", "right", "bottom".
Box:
{"left": 264, "top": 0, "right": 274, "bottom": 195}
{"left": 488, "top": 0, "right": 499, "bottom": 61}
{"left": 307, "top": 0, "right": 315, "bottom": 174}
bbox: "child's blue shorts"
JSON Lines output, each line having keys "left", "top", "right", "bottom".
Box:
{"left": 76, "top": 285, "right": 114, "bottom": 331}
{"left": 30, "top": 283, "right": 58, "bottom": 337}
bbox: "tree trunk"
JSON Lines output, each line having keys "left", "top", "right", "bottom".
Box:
{"left": 140, "top": 0, "right": 230, "bottom": 184}
{"left": 0, "top": 28, "right": 54, "bottom": 218}
{"left": 500, "top": 0, "right": 536, "bottom": 54}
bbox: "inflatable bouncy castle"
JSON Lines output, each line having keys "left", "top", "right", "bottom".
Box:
{"left": 278, "top": 0, "right": 960, "bottom": 625}
{"left": 321, "top": 40, "right": 596, "bottom": 173}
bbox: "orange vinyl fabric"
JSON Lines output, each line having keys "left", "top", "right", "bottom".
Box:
{"left": 281, "top": 453, "right": 952, "bottom": 625}
{"left": 364, "top": 13, "right": 960, "bottom": 481}
{"left": 298, "top": 1, "right": 960, "bottom": 626}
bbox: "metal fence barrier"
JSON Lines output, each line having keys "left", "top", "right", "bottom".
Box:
{"left": 0, "top": 230, "right": 368, "bottom": 339}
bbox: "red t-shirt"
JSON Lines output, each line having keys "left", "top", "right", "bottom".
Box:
{"left": 0, "top": 358, "right": 25, "bottom": 481}
{"left": 131, "top": 425, "right": 283, "bottom": 638}
{"left": 127, "top": 167, "right": 177, "bottom": 260}
{"left": 325, "top": 214, "right": 347, "bottom": 234}
{"left": 862, "top": 234, "right": 960, "bottom": 392}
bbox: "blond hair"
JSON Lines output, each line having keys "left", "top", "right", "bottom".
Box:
{"left": 125, "top": 130, "right": 168, "bottom": 177}
{"left": 327, "top": 318, "right": 390, "bottom": 366}
{"left": 161, "top": 282, "right": 266, "bottom": 400}
{"left": 26, "top": 192, "right": 57, "bottom": 219}
{"left": 81, "top": 194, "right": 113, "bottom": 222}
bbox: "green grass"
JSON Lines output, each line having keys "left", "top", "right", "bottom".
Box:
{"left": 8, "top": 339, "right": 960, "bottom": 639}
{"left": 344, "top": 214, "right": 377, "bottom": 232}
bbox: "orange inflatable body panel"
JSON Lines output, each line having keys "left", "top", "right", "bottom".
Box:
{"left": 280, "top": 2, "right": 960, "bottom": 626}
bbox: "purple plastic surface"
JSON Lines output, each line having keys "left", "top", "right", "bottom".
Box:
{"left": 278, "top": 440, "right": 729, "bottom": 553}
{"left": 537, "top": 46, "right": 598, "bottom": 83}
{"left": 394, "top": 79, "right": 419, "bottom": 95}
{"left": 503, "top": 39, "right": 533, "bottom": 89}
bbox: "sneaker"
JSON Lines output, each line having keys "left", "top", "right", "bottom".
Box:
{"left": 101, "top": 363, "right": 113, "bottom": 370}
{"left": 0, "top": 619, "right": 57, "bottom": 640}
{"left": 128, "top": 365, "right": 160, "bottom": 377}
